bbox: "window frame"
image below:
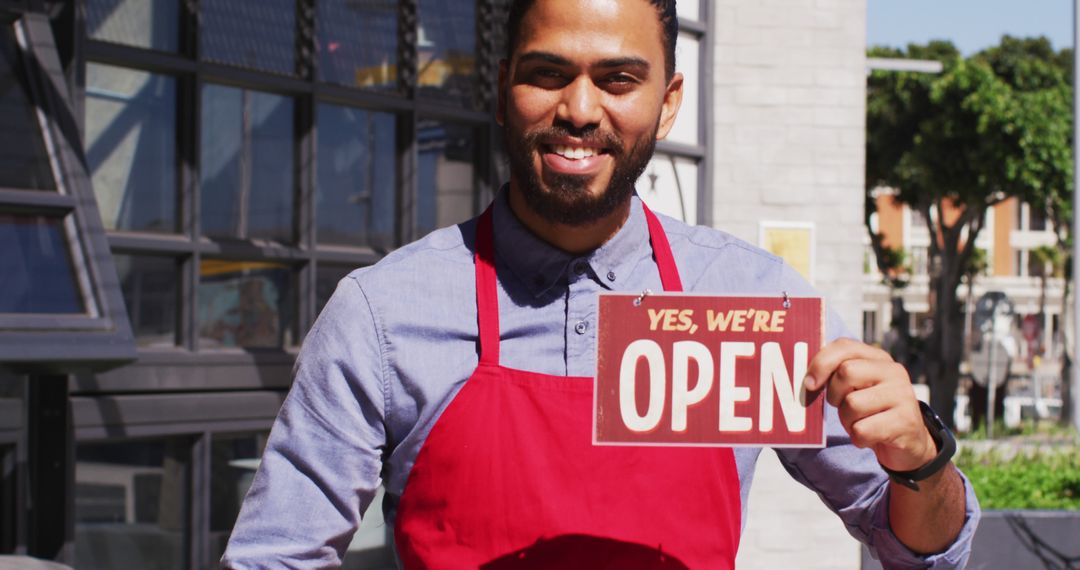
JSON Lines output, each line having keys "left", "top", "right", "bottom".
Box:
{"left": 0, "top": 9, "right": 135, "bottom": 368}
{"left": 76, "top": 0, "right": 499, "bottom": 375}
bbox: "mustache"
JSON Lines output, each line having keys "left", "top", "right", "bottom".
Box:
{"left": 522, "top": 126, "right": 625, "bottom": 155}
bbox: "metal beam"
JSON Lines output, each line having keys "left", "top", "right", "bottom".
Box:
{"left": 1073, "top": 0, "right": 1080, "bottom": 433}
{"left": 866, "top": 57, "right": 944, "bottom": 74}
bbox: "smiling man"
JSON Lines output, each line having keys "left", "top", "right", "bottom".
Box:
{"left": 222, "top": 1, "right": 979, "bottom": 568}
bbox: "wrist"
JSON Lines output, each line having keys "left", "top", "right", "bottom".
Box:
{"left": 880, "top": 401, "right": 956, "bottom": 491}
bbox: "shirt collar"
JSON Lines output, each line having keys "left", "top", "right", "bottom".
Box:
{"left": 491, "top": 187, "right": 652, "bottom": 298}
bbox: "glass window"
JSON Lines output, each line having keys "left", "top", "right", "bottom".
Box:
{"left": 201, "top": 0, "right": 296, "bottom": 75}
{"left": 0, "top": 26, "right": 54, "bottom": 190}
{"left": 676, "top": 0, "right": 701, "bottom": 21}
{"left": 74, "top": 438, "right": 190, "bottom": 570}
{"left": 208, "top": 433, "right": 268, "bottom": 567}
{"left": 317, "top": 0, "right": 397, "bottom": 90}
{"left": 668, "top": 32, "right": 700, "bottom": 146}
{"left": 1029, "top": 203, "right": 1048, "bottom": 231}
{"left": 417, "top": 0, "right": 476, "bottom": 107}
{"left": 85, "top": 0, "right": 179, "bottom": 52}
{"left": 316, "top": 104, "right": 395, "bottom": 248}
{"left": 0, "top": 214, "right": 84, "bottom": 314}
{"left": 315, "top": 264, "right": 356, "bottom": 317}
{"left": 115, "top": 255, "right": 178, "bottom": 347}
{"left": 638, "top": 153, "right": 698, "bottom": 223}
{"left": 197, "top": 260, "right": 296, "bottom": 349}
{"left": 200, "top": 85, "right": 295, "bottom": 243}
{"left": 85, "top": 64, "right": 177, "bottom": 233}
{"left": 417, "top": 119, "right": 476, "bottom": 236}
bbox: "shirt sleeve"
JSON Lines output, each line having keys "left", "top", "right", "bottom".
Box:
{"left": 772, "top": 264, "right": 981, "bottom": 569}
{"left": 222, "top": 276, "right": 388, "bottom": 569}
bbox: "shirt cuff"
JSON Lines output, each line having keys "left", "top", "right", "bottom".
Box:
{"left": 865, "top": 468, "right": 982, "bottom": 569}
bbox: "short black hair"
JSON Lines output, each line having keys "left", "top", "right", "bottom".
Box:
{"left": 505, "top": 0, "right": 679, "bottom": 81}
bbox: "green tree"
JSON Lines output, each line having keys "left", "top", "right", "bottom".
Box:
{"left": 867, "top": 38, "right": 1073, "bottom": 427}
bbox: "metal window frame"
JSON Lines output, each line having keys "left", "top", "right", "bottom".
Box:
{"left": 75, "top": 0, "right": 497, "bottom": 372}
{"left": 71, "top": 391, "right": 282, "bottom": 569}
{"left": 0, "top": 9, "right": 136, "bottom": 370}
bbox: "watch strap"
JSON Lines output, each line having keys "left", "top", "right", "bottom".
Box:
{"left": 880, "top": 401, "right": 956, "bottom": 491}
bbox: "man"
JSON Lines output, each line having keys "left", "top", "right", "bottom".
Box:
{"left": 223, "top": 0, "right": 979, "bottom": 568}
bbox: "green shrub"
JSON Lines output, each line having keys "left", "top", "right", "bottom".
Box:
{"left": 955, "top": 447, "right": 1080, "bottom": 510}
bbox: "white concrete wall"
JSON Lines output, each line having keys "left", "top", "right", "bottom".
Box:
{"left": 711, "top": 1, "right": 867, "bottom": 567}
{"left": 710, "top": 0, "right": 866, "bottom": 333}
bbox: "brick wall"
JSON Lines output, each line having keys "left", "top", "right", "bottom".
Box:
{"left": 709, "top": 0, "right": 866, "bottom": 334}
{"left": 711, "top": 1, "right": 867, "bottom": 567}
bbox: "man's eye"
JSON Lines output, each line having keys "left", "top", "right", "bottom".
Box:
{"left": 602, "top": 74, "right": 637, "bottom": 91}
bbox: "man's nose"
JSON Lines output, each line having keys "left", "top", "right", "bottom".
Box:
{"left": 556, "top": 76, "right": 603, "bottom": 129}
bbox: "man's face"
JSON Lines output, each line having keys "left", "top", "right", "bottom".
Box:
{"left": 498, "top": 0, "right": 683, "bottom": 226}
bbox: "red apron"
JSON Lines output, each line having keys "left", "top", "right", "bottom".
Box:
{"left": 394, "top": 203, "right": 742, "bottom": 569}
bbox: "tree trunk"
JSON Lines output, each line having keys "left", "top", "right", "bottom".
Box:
{"left": 1060, "top": 272, "right": 1073, "bottom": 427}
{"left": 927, "top": 270, "right": 965, "bottom": 429}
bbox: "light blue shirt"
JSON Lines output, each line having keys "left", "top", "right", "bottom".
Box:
{"left": 223, "top": 190, "right": 979, "bottom": 569}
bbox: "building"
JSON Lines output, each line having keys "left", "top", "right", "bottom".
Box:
{"left": 864, "top": 192, "right": 1065, "bottom": 370}
{"left": 0, "top": 1, "right": 867, "bottom": 568}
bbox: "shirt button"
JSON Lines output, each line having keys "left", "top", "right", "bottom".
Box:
{"left": 574, "top": 262, "right": 587, "bottom": 276}
{"left": 575, "top": 321, "right": 588, "bottom": 335}
{"left": 606, "top": 271, "right": 616, "bottom": 282}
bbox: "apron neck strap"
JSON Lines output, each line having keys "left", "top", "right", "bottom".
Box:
{"left": 475, "top": 207, "right": 501, "bottom": 365}
{"left": 474, "top": 200, "right": 682, "bottom": 365}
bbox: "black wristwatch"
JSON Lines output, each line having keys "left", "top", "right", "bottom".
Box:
{"left": 880, "top": 401, "right": 956, "bottom": 491}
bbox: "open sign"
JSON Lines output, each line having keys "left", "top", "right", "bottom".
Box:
{"left": 594, "top": 294, "right": 826, "bottom": 447}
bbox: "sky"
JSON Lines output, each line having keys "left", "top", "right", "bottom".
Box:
{"left": 868, "top": 0, "right": 1074, "bottom": 55}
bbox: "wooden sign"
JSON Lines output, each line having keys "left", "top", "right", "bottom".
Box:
{"left": 594, "top": 293, "right": 826, "bottom": 447}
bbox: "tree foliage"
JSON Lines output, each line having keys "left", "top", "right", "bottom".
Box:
{"left": 866, "top": 37, "right": 1073, "bottom": 426}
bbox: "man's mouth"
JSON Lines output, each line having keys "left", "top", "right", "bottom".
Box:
{"left": 545, "top": 144, "right": 605, "bottom": 160}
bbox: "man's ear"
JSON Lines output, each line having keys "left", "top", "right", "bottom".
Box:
{"left": 655, "top": 72, "right": 684, "bottom": 141}
{"left": 496, "top": 59, "right": 509, "bottom": 126}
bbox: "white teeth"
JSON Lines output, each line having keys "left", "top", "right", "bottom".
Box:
{"left": 552, "top": 145, "right": 597, "bottom": 160}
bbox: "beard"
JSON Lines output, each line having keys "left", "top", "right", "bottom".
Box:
{"left": 504, "top": 121, "right": 658, "bottom": 227}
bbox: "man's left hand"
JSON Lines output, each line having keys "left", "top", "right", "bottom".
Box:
{"left": 803, "top": 338, "right": 937, "bottom": 473}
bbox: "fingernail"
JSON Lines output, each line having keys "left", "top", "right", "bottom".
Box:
{"left": 803, "top": 375, "right": 817, "bottom": 391}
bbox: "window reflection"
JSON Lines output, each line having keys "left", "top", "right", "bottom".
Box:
{"left": 86, "top": 64, "right": 177, "bottom": 233}
{"left": 201, "top": 0, "right": 296, "bottom": 75}
{"left": 209, "top": 433, "right": 268, "bottom": 566}
{"left": 0, "top": 214, "right": 84, "bottom": 314}
{"left": 318, "top": 0, "right": 398, "bottom": 90}
{"left": 200, "top": 85, "right": 295, "bottom": 243}
{"left": 316, "top": 103, "right": 395, "bottom": 247}
{"left": 315, "top": 264, "right": 357, "bottom": 317}
{"left": 0, "top": 26, "right": 54, "bottom": 190}
{"left": 115, "top": 255, "right": 178, "bottom": 347}
{"left": 86, "top": 0, "right": 179, "bottom": 52}
{"left": 417, "top": 0, "right": 476, "bottom": 107}
{"left": 74, "top": 439, "right": 190, "bottom": 570}
{"left": 417, "top": 120, "right": 476, "bottom": 235}
{"left": 197, "top": 260, "right": 296, "bottom": 349}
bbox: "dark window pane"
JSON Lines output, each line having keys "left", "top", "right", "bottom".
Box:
{"left": 86, "top": 0, "right": 179, "bottom": 52}
{"left": 1, "top": 444, "right": 14, "bottom": 554}
{"left": 208, "top": 433, "right": 268, "bottom": 566}
{"left": 201, "top": 0, "right": 296, "bottom": 75}
{"left": 315, "top": 264, "right": 357, "bottom": 316}
{"left": 316, "top": 104, "right": 395, "bottom": 247}
{"left": 417, "top": 120, "right": 476, "bottom": 235}
{"left": 417, "top": 0, "right": 476, "bottom": 107}
{"left": 1029, "top": 203, "right": 1048, "bottom": 231}
{"left": 317, "top": 0, "right": 397, "bottom": 90}
{"left": 0, "top": 26, "right": 54, "bottom": 190}
{"left": 200, "top": 85, "right": 295, "bottom": 242}
{"left": 75, "top": 439, "right": 190, "bottom": 570}
{"left": 86, "top": 64, "right": 177, "bottom": 233}
{"left": 197, "top": 260, "right": 296, "bottom": 348}
{"left": 115, "top": 255, "right": 177, "bottom": 347}
{"left": 0, "top": 214, "right": 84, "bottom": 314}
